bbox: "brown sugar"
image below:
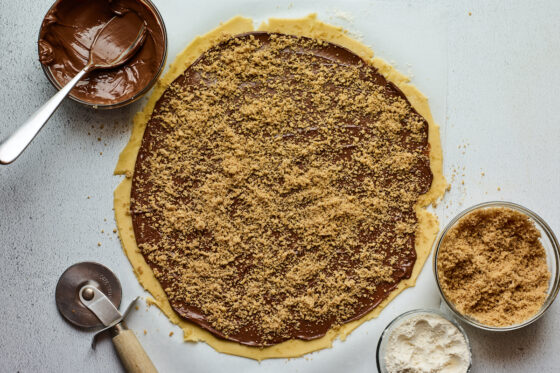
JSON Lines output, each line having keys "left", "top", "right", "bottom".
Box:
{"left": 131, "top": 32, "right": 434, "bottom": 345}
{"left": 437, "top": 207, "right": 550, "bottom": 326}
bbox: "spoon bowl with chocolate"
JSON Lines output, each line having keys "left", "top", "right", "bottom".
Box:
{"left": 0, "top": 0, "right": 167, "bottom": 164}
{"left": 38, "top": 0, "right": 167, "bottom": 108}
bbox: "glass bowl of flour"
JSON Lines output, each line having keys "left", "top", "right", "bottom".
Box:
{"left": 376, "top": 309, "right": 472, "bottom": 373}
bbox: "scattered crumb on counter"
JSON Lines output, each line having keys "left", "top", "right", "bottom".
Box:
{"left": 333, "top": 10, "right": 354, "bottom": 22}
{"left": 146, "top": 298, "right": 157, "bottom": 307}
{"left": 169, "top": 332, "right": 174, "bottom": 337}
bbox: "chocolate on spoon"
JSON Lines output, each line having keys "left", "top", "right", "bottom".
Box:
{"left": 87, "top": 12, "right": 148, "bottom": 71}
{"left": 0, "top": 12, "right": 147, "bottom": 165}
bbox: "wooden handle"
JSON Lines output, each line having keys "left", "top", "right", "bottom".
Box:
{"left": 112, "top": 329, "right": 158, "bottom": 373}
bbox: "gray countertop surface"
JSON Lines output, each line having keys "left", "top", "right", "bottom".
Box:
{"left": 1, "top": 0, "right": 559, "bottom": 372}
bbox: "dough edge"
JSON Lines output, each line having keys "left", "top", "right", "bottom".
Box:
{"left": 113, "top": 14, "right": 447, "bottom": 361}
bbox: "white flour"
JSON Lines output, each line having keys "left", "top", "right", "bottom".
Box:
{"left": 384, "top": 313, "right": 470, "bottom": 373}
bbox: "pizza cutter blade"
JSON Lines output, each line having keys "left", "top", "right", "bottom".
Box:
{"left": 55, "top": 262, "right": 158, "bottom": 373}
{"left": 55, "top": 262, "right": 122, "bottom": 329}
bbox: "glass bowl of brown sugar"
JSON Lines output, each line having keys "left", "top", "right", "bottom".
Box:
{"left": 433, "top": 201, "right": 560, "bottom": 331}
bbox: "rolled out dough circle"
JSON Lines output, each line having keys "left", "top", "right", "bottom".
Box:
{"left": 113, "top": 14, "right": 447, "bottom": 360}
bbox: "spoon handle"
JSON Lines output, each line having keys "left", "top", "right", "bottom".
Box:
{"left": 0, "top": 68, "right": 88, "bottom": 164}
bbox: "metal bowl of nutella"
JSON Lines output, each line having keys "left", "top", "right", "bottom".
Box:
{"left": 433, "top": 201, "right": 560, "bottom": 331}
{"left": 38, "top": 0, "right": 167, "bottom": 109}
{"left": 376, "top": 309, "right": 472, "bottom": 373}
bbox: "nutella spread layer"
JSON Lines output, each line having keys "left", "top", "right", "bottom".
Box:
{"left": 131, "top": 32, "right": 433, "bottom": 346}
{"left": 38, "top": 0, "right": 165, "bottom": 105}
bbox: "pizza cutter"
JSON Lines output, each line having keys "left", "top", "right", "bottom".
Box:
{"left": 55, "top": 262, "right": 158, "bottom": 373}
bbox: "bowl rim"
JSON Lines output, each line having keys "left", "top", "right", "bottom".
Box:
{"left": 375, "top": 308, "right": 472, "bottom": 373}
{"left": 37, "top": 0, "right": 168, "bottom": 109}
{"left": 433, "top": 200, "right": 560, "bottom": 332}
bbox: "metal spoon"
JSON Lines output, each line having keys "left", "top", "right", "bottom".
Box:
{"left": 0, "top": 13, "right": 147, "bottom": 165}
